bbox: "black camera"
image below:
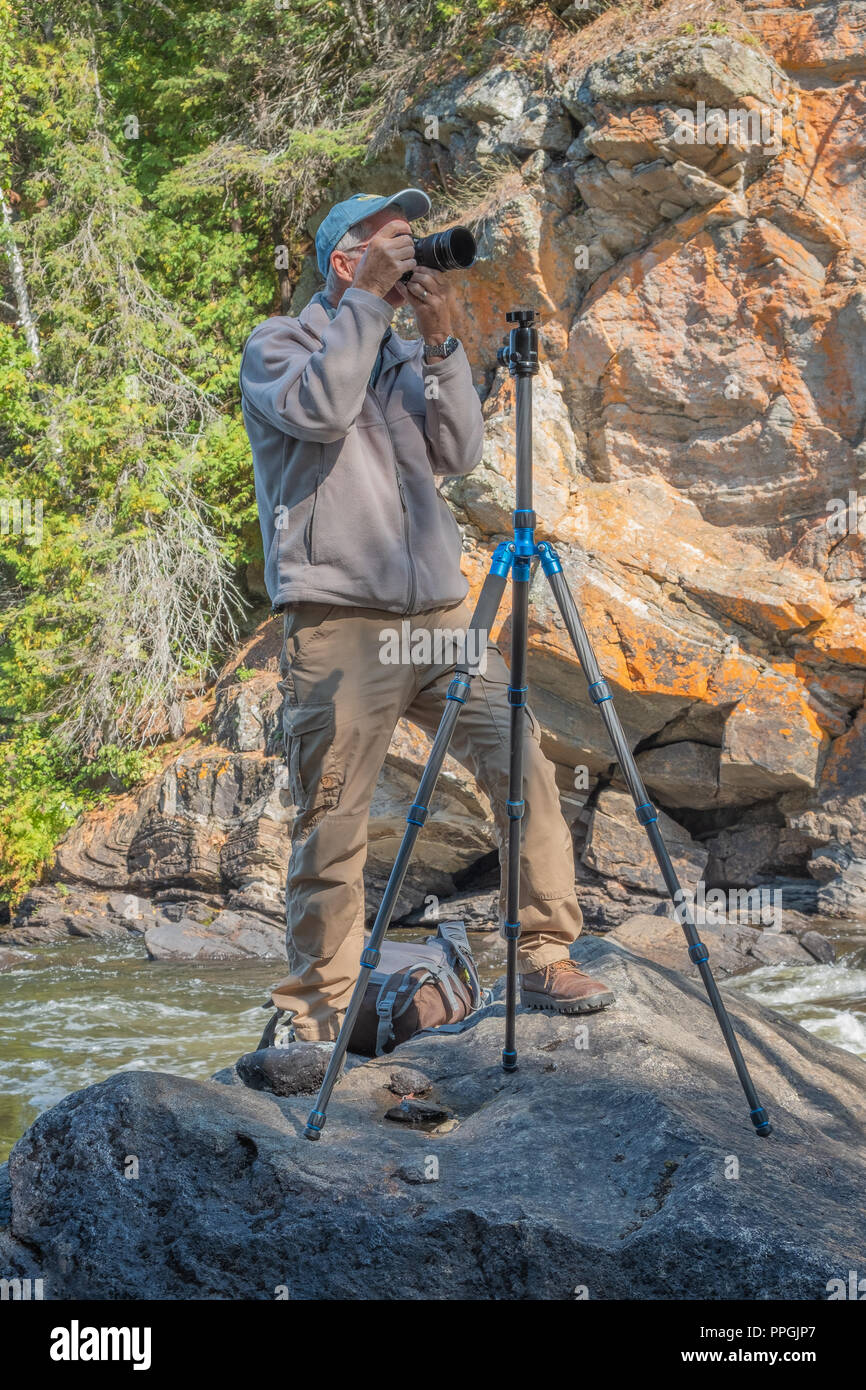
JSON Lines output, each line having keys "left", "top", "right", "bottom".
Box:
{"left": 401, "top": 225, "right": 477, "bottom": 281}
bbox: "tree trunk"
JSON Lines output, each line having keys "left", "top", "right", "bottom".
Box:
{"left": 0, "top": 188, "right": 41, "bottom": 368}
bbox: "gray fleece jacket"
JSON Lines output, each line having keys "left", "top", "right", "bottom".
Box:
{"left": 239, "top": 286, "right": 485, "bottom": 614}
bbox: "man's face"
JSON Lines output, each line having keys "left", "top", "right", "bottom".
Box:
{"left": 341, "top": 207, "right": 413, "bottom": 308}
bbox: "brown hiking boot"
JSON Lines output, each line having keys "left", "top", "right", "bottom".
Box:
{"left": 520, "top": 959, "right": 615, "bottom": 1015}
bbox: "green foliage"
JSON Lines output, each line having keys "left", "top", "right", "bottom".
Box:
{"left": 0, "top": 723, "right": 164, "bottom": 900}
{"left": 0, "top": 727, "right": 83, "bottom": 901}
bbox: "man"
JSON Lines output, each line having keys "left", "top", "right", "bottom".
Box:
{"left": 239, "top": 186, "right": 614, "bottom": 1042}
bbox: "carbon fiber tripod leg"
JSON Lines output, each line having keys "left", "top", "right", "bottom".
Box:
{"left": 538, "top": 542, "right": 772, "bottom": 1137}
{"left": 303, "top": 562, "right": 510, "bottom": 1140}
{"left": 502, "top": 503, "right": 530, "bottom": 1073}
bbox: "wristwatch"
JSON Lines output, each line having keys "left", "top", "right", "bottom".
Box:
{"left": 424, "top": 335, "right": 460, "bottom": 360}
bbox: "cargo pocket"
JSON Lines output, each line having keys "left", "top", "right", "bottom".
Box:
{"left": 282, "top": 702, "right": 342, "bottom": 813}
{"left": 481, "top": 650, "right": 541, "bottom": 744}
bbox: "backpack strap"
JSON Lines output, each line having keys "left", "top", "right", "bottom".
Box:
{"left": 374, "top": 968, "right": 435, "bottom": 1055}
{"left": 375, "top": 978, "right": 400, "bottom": 1056}
{"left": 433, "top": 920, "right": 483, "bottom": 1010}
{"left": 420, "top": 959, "right": 461, "bottom": 1015}
{"left": 257, "top": 1008, "right": 284, "bottom": 1051}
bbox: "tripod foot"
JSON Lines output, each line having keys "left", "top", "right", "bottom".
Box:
{"left": 501, "top": 1048, "right": 517, "bottom": 1072}
{"left": 751, "top": 1107, "right": 772, "bottom": 1138}
{"left": 304, "top": 1109, "right": 326, "bottom": 1141}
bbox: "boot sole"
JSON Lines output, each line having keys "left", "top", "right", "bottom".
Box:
{"left": 520, "top": 990, "right": 615, "bottom": 1015}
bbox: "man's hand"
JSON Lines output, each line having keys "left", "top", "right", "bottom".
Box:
{"left": 353, "top": 222, "right": 416, "bottom": 299}
{"left": 405, "top": 266, "right": 454, "bottom": 344}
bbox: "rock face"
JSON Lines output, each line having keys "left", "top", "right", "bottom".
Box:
{"left": 9, "top": 4, "right": 866, "bottom": 946}
{"left": 3, "top": 884, "right": 148, "bottom": 944}
{"left": 3, "top": 937, "right": 864, "bottom": 1299}
{"left": 428, "top": 13, "right": 866, "bottom": 917}
{"left": 785, "top": 707, "right": 866, "bottom": 915}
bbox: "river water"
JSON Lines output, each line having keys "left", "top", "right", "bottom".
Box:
{"left": 1, "top": 917, "right": 864, "bottom": 1161}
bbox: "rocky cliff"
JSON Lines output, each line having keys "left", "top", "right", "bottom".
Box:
{"left": 9, "top": 0, "right": 866, "bottom": 949}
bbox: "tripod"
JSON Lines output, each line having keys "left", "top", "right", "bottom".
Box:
{"left": 304, "top": 308, "right": 771, "bottom": 1141}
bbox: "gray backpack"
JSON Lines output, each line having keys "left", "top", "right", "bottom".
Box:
{"left": 259, "top": 920, "right": 487, "bottom": 1057}
{"left": 349, "top": 920, "right": 487, "bottom": 1057}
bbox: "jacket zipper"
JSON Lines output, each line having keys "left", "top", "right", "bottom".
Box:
{"left": 306, "top": 443, "right": 324, "bottom": 563}
{"left": 369, "top": 386, "right": 417, "bottom": 614}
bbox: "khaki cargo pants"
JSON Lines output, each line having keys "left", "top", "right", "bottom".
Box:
{"left": 272, "top": 597, "right": 582, "bottom": 1040}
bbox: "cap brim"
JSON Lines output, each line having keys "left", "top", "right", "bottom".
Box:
{"left": 380, "top": 187, "right": 431, "bottom": 221}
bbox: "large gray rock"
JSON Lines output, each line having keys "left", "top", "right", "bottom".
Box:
{"left": 703, "top": 818, "right": 813, "bottom": 884}
{"left": 144, "top": 908, "right": 285, "bottom": 961}
{"left": 608, "top": 911, "right": 814, "bottom": 977}
{"left": 582, "top": 788, "right": 708, "bottom": 892}
{"left": 562, "top": 36, "right": 789, "bottom": 120}
{"left": 636, "top": 741, "right": 754, "bottom": 810}
{"left": 4, "top": 938, "right": 864, "bottom": 1300}
{"left": 6, "top": 884, "right": 145, "bottom": 944}
{"left": 235, "top": 1044, "right": 335, "bottom": 1096}
{"left": 212, "top": 672, "right": 283, "bottom": 755}
{"left": 454, "top": 66, "right": 529, "bottom": 122}
{"left": 0, "top": 948, "right": 32, "bottom": 971}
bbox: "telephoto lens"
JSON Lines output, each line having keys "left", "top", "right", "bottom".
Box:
{"left": 401, "top": 225, "right": 476, "bottom": 281}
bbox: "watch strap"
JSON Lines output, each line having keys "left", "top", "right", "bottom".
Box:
{"left": 424, "top": 335, "right": 459, "bottom": 360}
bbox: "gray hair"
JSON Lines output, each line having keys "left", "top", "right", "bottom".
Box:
{"left": 324, "top": 216, "right": 374, "bottom": 297}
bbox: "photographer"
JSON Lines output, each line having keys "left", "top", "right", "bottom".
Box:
{"left": 239, "top": 187, "right": 614, "bottom": 1043}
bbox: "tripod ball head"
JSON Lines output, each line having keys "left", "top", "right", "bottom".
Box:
{"left": 498, "top": 308, "right": 539, "bottom": 377}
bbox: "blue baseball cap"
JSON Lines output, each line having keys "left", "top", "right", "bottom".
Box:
{"left": 314, "top": 187, "right": 431, "bottom": 278}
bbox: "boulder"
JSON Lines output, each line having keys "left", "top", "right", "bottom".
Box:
{"left": 607, "top": 911, "right": 814, "bottom": 977}
{"left": 742, "top": 0, "right": 866, "bottom": 83}
{"left": 235, "top": 1045, "right": 335, "bottom": 1097}
{"left": 784, "top": 708, "right": 866, "bottom": 916}
{"left": 144, "top": 909, "right": 285, "bottom": 961}
{"left": 499, "top": 99, "right": 574, "bottom": 155}
{"left": 454, "top": 66, "right": 530, "bottom": 123}
{"left": 212, "top": 672, "right": 283, "bottom": 755}
{"left": 387, "top": 1067, "right": 433, "bottom": 1097}
{"left": 0, "top": 948, "right": 32, "bottom": 971}
{"left": 800, "top": 931, "right": 837, "bottom": 965}
{"left": 4, "top": 938, "right": 865, "bottom": 1299}
{"left": 562, "top": 36, "right": 790, "bottom": 120}
{"left": 636, "top": 741, "right": 733, "bottom": 810}
{"left": 398, "top": 887, "right": 499, "bottom": 931}
{"left": 570, "top": 861, "right": 673, "bottom": 930}
{"left": 582, "top": 788, "right": 708, "bottom": 892}
{"left": 6, "top": 884, "right": 147, "bottom": 944}
{"left": 720, "top": 675, "right": 828, "bottom": 797}
{"left": 703, "top": 818, "right": 812, "bottom": 884}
